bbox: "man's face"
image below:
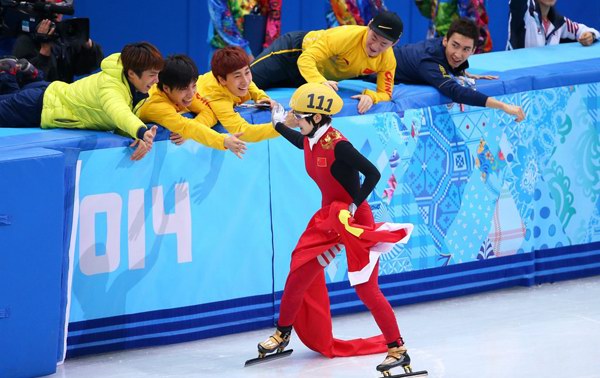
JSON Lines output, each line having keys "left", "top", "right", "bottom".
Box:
{"left": 364, "top": 29, "right": 396, "bottom": 58}
{"left": 537, "top": 0, "right": 557, "bottom": 7}
{"left": 163, "top": 81, "right": 197, "bottom": 109}
{"left": 128, "top": 69, "right": 160, "bottom": 94}
{"left": 217, "top": 66, "right": 252, "bottom": 97}
{"left": 442, "top": 33, "right": 475, "bottom": 68}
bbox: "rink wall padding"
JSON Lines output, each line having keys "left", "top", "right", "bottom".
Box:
{"left": 0, "top": 43, "right": 599, "bottom": 368}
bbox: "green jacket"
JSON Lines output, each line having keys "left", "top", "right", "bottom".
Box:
{"left": 41, "top": 53, "right": 146, "bottom": 139}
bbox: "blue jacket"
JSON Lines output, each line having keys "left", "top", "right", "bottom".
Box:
{"left": 393, "top": 38, "right": 488, "bottom": 107}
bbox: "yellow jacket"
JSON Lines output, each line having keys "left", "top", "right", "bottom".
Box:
{"left": 41, "top": 53, "right": 146, "bottom": 139}
{"left": 298, "top": 25, "right": 396, "bottom": 103}
{"left": 139, "top": 85, "right": 227, "bottom": 150}
{"left": 196, "top": 72, "right": 279, "bottom": 142}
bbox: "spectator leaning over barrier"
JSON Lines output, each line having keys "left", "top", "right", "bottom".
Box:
{"left": 0, "top": 42, "right": 164, "bottom": 161}
{"left": 139, "top": 54, "right": 247, "bottom": 158}
{"left": 12, "top": 0, "right": 104, "bottom": 83}
{"left": 249, "top": 10, "right": 403, "bottom": 114}
{"left": 365, "top": 18, "right": 525, "bottom": 122}
{"left": 507, "top": 0, "right": 599, "bottom": 49}
{"left": 195, "top": 46, "right": 280, "bottom": 143}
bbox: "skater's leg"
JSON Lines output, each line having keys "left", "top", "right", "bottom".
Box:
{"left": 354, "top": 263, "right": 402, "bottom": 345}
{"left": 278, "top": 257, "right": 323, "bottom": 326}
{"left": 256, "top": 258, "right": 322, "bottom": 356}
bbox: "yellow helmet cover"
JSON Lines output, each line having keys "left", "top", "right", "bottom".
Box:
{"left": 289, "top": 83, "right": 343, "bottom": 115}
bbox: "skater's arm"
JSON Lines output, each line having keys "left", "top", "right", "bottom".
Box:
{"left": 335, "top": 141, "right": 380, "bottom": 206}
{"left": 275, "top": 122, "right": 304, "bottom": 149}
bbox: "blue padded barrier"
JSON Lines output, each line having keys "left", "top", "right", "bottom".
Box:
{"left": 0, "top": 42, "right": 599, "bottom": 362}
{"left": 0, "top": 148, "right": 66, "bottom": 378}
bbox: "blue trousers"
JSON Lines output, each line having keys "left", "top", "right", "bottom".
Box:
{"left": 0, "top": 73, "right": 48, "bottom": 128}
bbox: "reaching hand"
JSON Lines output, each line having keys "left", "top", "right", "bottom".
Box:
{"left": 142, "top": 125, "right": 158, "bottom": 148}
{"left": 257, "top": 98, "right": 277, "bottom": 108}
{"left": 504, "top": 104, "right": 525, "bottom": 122}
{"left": 130, "top": 125, "right": 158, "bottom": 161}
{"left": 465, "top": 70, "right": 499, "bottom": 80}
{"left": 323, "top": 80, "right": 339, "bottom": 91}
{"left": 224, "top": 132, "right": 247, "bottom": 159}
{"left": 578, "top": 32, "right": 595, "bottom": 46}
{"left": 271, "top": 102, "right": 287, "bottom": 126}
{"left": 170, "top": 132, "right": 186, "bottom": 145}
{"left": 350, "top": 94, "right": 374, "bottom": 114}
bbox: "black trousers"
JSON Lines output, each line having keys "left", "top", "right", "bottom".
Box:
{"left": 250, "top": 31, "right": 308, "bottom": 89}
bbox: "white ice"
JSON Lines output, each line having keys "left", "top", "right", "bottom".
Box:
{"left": 48, "top": 275, "right": 600, "bottom": 378}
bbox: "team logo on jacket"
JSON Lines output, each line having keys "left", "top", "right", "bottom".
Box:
{"left": 321, "top": 130, "right": 342, "bottom": 150}
{"left": 362, "top": 68, "right": 376, "bottom": 75}
{"left": 317, "top": 157, "right": 328, "bottom": 167}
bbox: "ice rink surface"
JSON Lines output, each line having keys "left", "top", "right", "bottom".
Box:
{"left": 50, "top": 276, "right": 600, "bottom": 378}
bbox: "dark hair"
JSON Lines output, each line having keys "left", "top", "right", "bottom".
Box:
{"left": 120, "top": 42, "right": 164, "bottom": 78}
{"left": 309, "top": 114, "right": 332, "bottom": 128}
{"left": 211, "top": 46, "right": 250, "bottom": 80}
{"left": 446, "top": 18, "right": 480, "bottom": 46}
{"left": 157, "top": 55, "right": 199, "bottom": 91}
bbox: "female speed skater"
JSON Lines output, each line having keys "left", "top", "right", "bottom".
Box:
{"left": 248, "top": 83, "right": 427, "bottom": 377}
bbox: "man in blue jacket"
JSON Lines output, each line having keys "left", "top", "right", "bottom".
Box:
{"left": 367, "top": 18, "right": 525, "bottom": 121}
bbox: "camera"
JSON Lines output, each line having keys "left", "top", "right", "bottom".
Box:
{"left": 0, "top": 0, "right": 89, "bottom": 46}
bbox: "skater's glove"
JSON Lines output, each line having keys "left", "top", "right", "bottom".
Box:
{"left": 348, "top": 203, "right": 357, "bottom": 217}
{"left": 271, "top": 102, "right": 287, "bottom": 127}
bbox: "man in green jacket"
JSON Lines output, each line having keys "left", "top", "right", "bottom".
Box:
{"left": 0, "top": 42, "right": 164, "bottom": 160}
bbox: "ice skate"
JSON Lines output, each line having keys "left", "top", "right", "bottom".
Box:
{"left": 244, "top": 329, "right": 293, "bottom": 367}
{"left": 376, "top": 345, "right": 428, "bottom": 377}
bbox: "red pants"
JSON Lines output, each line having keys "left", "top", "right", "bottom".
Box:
{"left": 278, "top": 255, "right": 401, "bottom": 345}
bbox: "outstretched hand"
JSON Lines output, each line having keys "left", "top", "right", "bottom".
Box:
{"left": 224, "top": 132, "right": 247, "bottom": 159}
{"left": 465, "top": 70, "right": 499, "bottom": 80}
{"left": 504, "top": 104, "right": 525, "bottom": 122}
{"left": 130, "top": 125, "right": 158, "bottom": 161}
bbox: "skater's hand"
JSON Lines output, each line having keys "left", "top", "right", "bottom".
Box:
{"left": 348, "top": 203, "right": 357, "bottom": 216}
{"left": 323, "top": 80, "right": 339, "bottom": 91}
{"left": 271, "top": 102, "right": 287, "bottom": 127}
{"left": 351, "top": 94, "right": 373, "bottom": 114}
{"left": 503, "top": 104, "right": 525, "bottom": 122}
{"left": 170, "top": 132, "right": 186, "bottom": 145}
{"left": 224, "top": 133, "right": 247, "bottom": 159}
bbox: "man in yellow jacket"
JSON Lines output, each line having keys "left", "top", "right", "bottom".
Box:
{"left": 250, "top": 11, "right": 403, "bottom": 114}
{"left": 139, "top": 54, "right": 249, "bottom": 158}
{"left": 195, "top": 46, "right": 279, "bottom": 143}
{"left": 0, "top": 42, "right": 164, "bottom": 161}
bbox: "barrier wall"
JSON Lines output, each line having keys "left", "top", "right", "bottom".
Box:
{"left": 1, "top": 43, "right": 600, "bottom": 375}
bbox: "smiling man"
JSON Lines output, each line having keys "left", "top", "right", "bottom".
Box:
{"left": 250, "top": 11, "right": 403, "bottom": 114}
{"left": 0, "top": 41, "right": 164, "bottom": 161}
{"left": 194, "top": 46, "right": 280, "bottom": 146}
{"left": 139, "top": 54, "right": 249, "bottom": 158}
{"left": 379, "top": 18, "right": 525, "bottom": 121}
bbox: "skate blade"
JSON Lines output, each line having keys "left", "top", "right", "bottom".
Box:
{"left": 244, "top": 349, "right": 293, "bottom": 367}
{"left": 379, "top": 370, "right": 428, "bottom": 378}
